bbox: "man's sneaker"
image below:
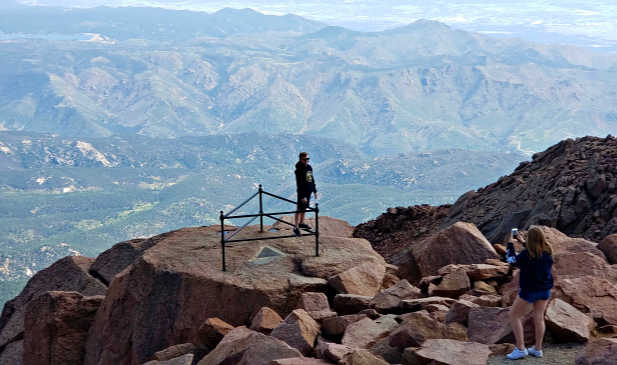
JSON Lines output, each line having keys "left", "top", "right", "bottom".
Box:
{"left": 527, "top": 346, "right": 543, "bottom": 357}
{"left": 506, "top": 347, "right": 528, "bottom": 360}
{"left": 293, "top": 227, "right": 300, "bottom": 236}
{"left": 299, "top": 223, "right": 311, "bottom": 230}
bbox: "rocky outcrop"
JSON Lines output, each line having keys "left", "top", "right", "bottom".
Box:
{"left": 354, "top": 136, "right": 617, "bottom": 255}
{"left": 24, "top": 291, "right": 104, "bottom": 365}
{"left": 84, "top": 219, "right": 384, "bottom": 364}
{"left": 0, "top": 256, "right": 106, "bottom": 364}
{"left": 395, "top": 222, "right": 499, "bottom": 283}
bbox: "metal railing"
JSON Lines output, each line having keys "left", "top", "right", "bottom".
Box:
{"left": 219, "top": 185, "right": 319, "bottom": 271}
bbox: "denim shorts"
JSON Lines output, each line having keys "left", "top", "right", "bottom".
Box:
{"left": 519, "top": 289, "right": 551, "bottom": 303}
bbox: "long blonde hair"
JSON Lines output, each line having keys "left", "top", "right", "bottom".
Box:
{"left": 526, "top": 226, "right": 553, "bottom": 259}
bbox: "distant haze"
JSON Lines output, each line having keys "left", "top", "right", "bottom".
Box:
{"left": 15, "top": 0, "right": 617, "bottom": 51}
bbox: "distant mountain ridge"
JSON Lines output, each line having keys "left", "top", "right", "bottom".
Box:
{"left": 1, "top": 7, "right": 615, "bottom": 154}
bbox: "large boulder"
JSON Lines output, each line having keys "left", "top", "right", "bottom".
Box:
{"left": 299, "top": 292, "right": 336, "bottom": 321}
{"left": 553, "top": 252, "right": 617, "bottom": 281}
{"left": 322, "top": 314, "right": 367, "bottom": 337}
{"left": 0, "top": 256, "right": 106, "bottom": 363}
{"left": 197, "top": 326, "right": 302, "bottom": 365}
{"left": 403, "top": 339, "right": 491, "bottom": 365}
{"left": 545, "top": 298, "right": 594, "bottom": 343}
{"left": 84, "top": 222, "right": 384, "bottom": 364}
{"left": 23, "top": 291, "right": 104, "bottom": 365}
{"left": 198, "top": 318, "right": 234, "bottom": 349}
{"left": 399, "top": 222, "right": 499, "bottom": 283}
{"left": 467, "top": 306, "right": 534, "bottom": 345}
{"left": 555, "top": 276, "right": 617, "bottom": 326}
{"left": 575, "top": 338, "right": 617, "bottom": 365}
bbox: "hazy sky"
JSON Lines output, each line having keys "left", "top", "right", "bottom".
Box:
{"left": 15, "top": 1, "right": 617, "bottom": 48}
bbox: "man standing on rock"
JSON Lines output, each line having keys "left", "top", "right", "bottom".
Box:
{"left": 294, "top": 152, "right": 317, "bottom": 236}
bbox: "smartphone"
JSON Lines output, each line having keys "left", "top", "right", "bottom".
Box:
{"left": 511, "top": 228, "right": 518, "bottom": 238}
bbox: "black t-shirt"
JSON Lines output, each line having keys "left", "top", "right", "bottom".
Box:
{"left": 295, "top": 161, "right": 316, "bottom": 197}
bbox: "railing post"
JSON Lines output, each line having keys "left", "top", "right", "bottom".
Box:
{"left": 220, "top": 210, "right": 226, "bottom": 272}
{"left": 314, "top": 203, "right": 319, "bottom": 257}
{"left": 258, "top": 184, "right": 264, "bottom": 233}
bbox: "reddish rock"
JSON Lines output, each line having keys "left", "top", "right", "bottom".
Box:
{"left": 328, "top": 262, "right": 386, "bottom": 297}
{"left": 473, "top": 281, "right": 497, "bottom": 295}
{"left": 403, "top": 222, "right": 499, "bottom": 282}
{"left": 299, "top": 292, "right": 336, "bottom": 321}
{"left": 83, "top": 222, "right": 383, "bottom": 364}
{"left": 403, "top": 339, "right": 491, "bottom": 365}
{"left": 557, "top": 276, "right": 617, "bottom": 325}
{"left": 90, "top": 237, "right": 157, "bottom": 285}
{"left": 467, "top": 307, "right": 534, "bottom": 345}
{"left": 274, "top": 216, "right": 354, "bottom": 238}
{"left": 459, "top": 294, "right": 502, "bottom": 307}
{"left": 271, "top": 309, "right": 321, "bottom": 356}
{"left": 250, "top": 307, "right": 284, "bottom": 334}
{"left": 197, "top": 326, "right": 301, "bottom": 365}
{"left": 0, "top": 255, "right": 106, "bottom": 356}
{"left": 553, "top": 252, "right": 617, "bottom": 281}
{"left": 466, "top": 263, "right": 510, "bottom": 281}
{"left": 341, "top": 316, "right": 398, "bottom": 349}
{"left": 333, "top": 294, "right": 372, "bottom": 315}
{"left": 575, "top": 338, "right": 617, "bottom": 365}
{"left": 388, "top": 311, "right": 467, "bottom": 349}
{"left": 400, "top": 296, "right": 456, "bottom": 312}
{"left": 445, "top": 299, "right": 479, "bottom": 325}
{"left": 429, "top": 269, "right": 470, "bottom": 298}
{"left": 339, "top": 349, "right": 389, "bottom": 365}
{"left": 545, "top": 298, "right": 594, "bottom": 342}
{"left": 314, "top": 340, "right": 353, "bottom": 363}
{"left": 599, "top": 234, "right": 617, "bottom": 264}
{"left": 322, "top": 314, "right": 367, "bottom": 337}
{"left": 23, "top": 291, "right": 104, "bottom": 365}
{"left": 198, "top": 318, "right": 234, "bottom": 349}
{"left": 370, "top": 279, "right": 422, "bottom": 312}
{"left": 152, "top": 343, "right": 196, "bottom": 361}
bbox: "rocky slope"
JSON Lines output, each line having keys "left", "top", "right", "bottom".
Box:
{"left": 355, "top": 135, "right": 617, "bottom": 260}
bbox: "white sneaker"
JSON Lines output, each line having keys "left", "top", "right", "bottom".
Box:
{"left": 506, "top": 347, "right": 528, "bottom": 360}
{"left": 527, "top": 346, "right": 543, "bottom": 357}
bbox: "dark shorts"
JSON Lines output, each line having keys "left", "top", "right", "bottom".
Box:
{"left": 297, "top": 195, "right": 310, "bottom": 211}
{"left": 519, "top": 289, "right": 551, "bottom": 303}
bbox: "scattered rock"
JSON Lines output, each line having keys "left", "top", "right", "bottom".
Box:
{"left": 322, "top": 314, "right": 367, "bottom": 337}
{"left": 370, "top": 279, "right": 422, "bottom": 312}
{"left": 299, "top": 292, "right": 336, "bottom": 321}
{"left": 328, "top": 262, "right": 386, "bottom": 297}
{"left": 429, "top": 269, "right": 471, "bottom": 298}
{"left": 339, "top": 348, "right": 389, "bottom": 365}
{"left": 152, "top": 343, "right": 196, "bottom": 361}
{"left": 404, "top": 339, "right": 491, "bottom": 365}
{"left": 271, "top": 309, "right": 321, "bottom": 356}
{"left": 557, "top": 276, "right": 617, "bottom": 325}
{"left": 389, "top": 310, "right": 467, "bottom": 349}
{"left": 341, "top": 316, "right": 398, "bottom": 349}
{"left": 250, "top": 307, "right": 284, "bottom": 334}
{"left": 445, "top": 299, "right": 479, "bottom": 325}
{"left": 333, "top": 294, "right": 372, "bottom": 315}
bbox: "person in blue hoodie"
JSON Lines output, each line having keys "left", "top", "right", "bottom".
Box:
{"left": 505, "top": 226, "right": 554, "bottom": 360}
{"left": 294, "top": 152, "right": 317, "bottom": 236}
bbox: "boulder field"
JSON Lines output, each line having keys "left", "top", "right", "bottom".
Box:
{"left": 1, "top": 216, "right": 616, "bottom": 364}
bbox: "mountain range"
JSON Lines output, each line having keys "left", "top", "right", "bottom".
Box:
{"left": 1, "top": 7, "right": 616, "bottom": 155}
